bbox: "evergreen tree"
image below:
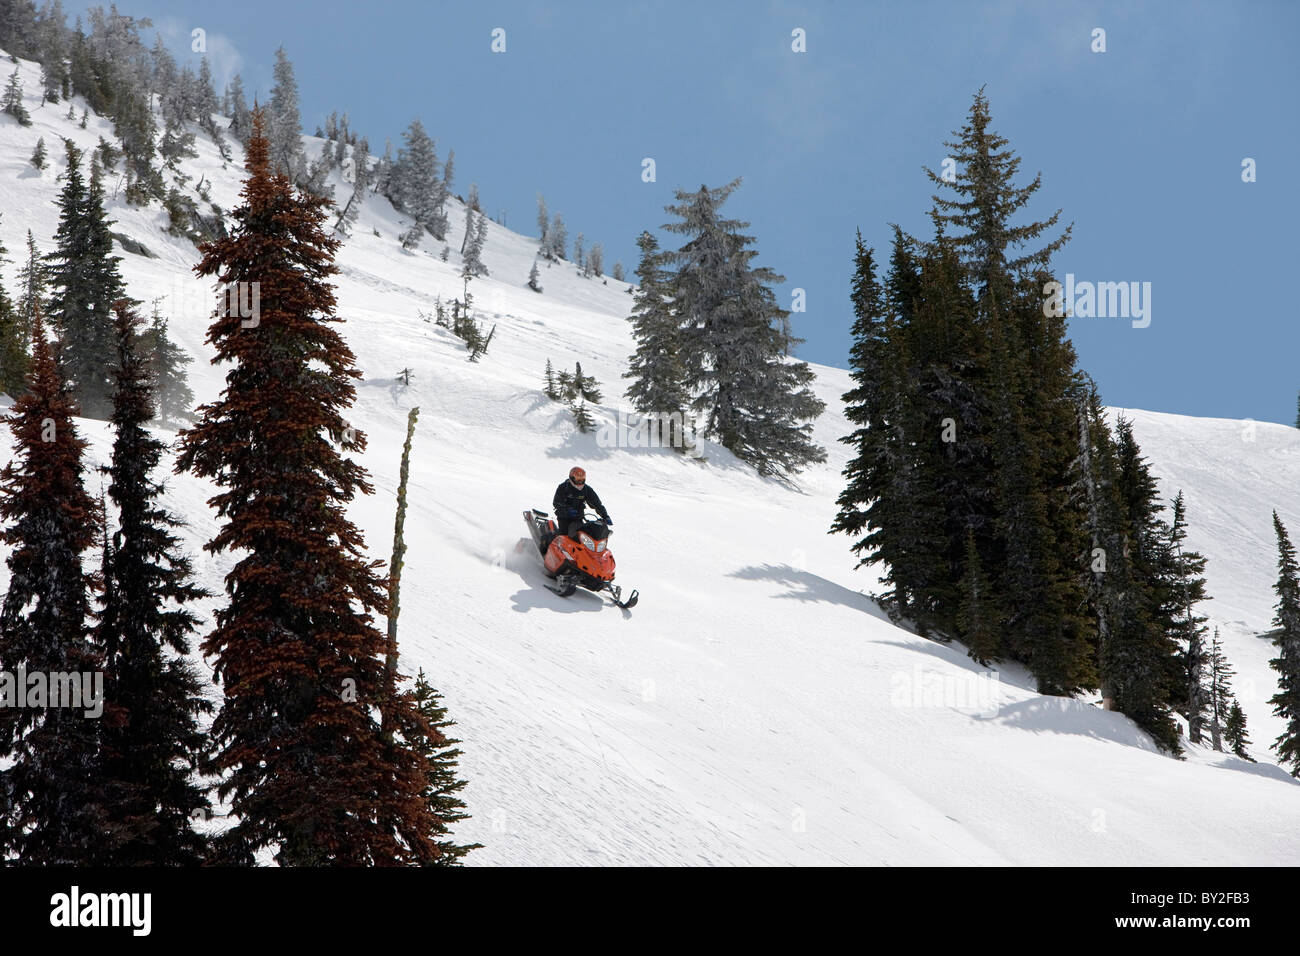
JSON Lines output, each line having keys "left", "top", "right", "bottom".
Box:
{"left": 572, "top": 398, "right": 595, "bottom": 433}
{"left": 528, "top": 259, "right": 543, "bottom": 293}
{"left": 1206, "top": 627, "right": 1234, "bottom": 752}
{"left": 547, "top": 213, "right": 567, "bottom": 261}
{"left": 226, "top": 73, "right": 251, "bottom": 143}
{"left": 924, "top": 86, "right": 1070, "bottom": 292}
{"left": 2, "top": 66, "right": 30, "bottom": 125}
{"left": 462, "top": 210, "right": 488, "bottom": 277}
{"left": 664, "top": 179, "right": 825, "bottom": 477}
{"left": 624, "top": 230, "right": 690, "bottom": 451}
{"left": 174, "top": 111, "right": 438, "bottom": 864}
{"left": 403, "top": 670, "right": 480, "bottom": 863}
{"left": 29, "top": 135, "right": 46, "bottom": 169}
{"left": 833, "top": 229, "right": 947, "bottom": 629}
{"left": 1164, "top": 492, "right": 1210, "bottom": 741}
{"left": 1103, "top": 418, "right": 1182, "bottom": 752}
{"left": 45, "top": 139, "right": 128, "bottom": 420}
{"left": 442, "top": 148, "right": 454, "bottom": 193}
{"left": 0, "top": 227, "right": 27, "bottom": 396}
{"left": 1225, "top": 700, "right": 1254, "bottom": 761}
{"left": 536, "top": 193, "right": 548, "bottom": 248}
{"left": 389, "top": 119, "right": 446, "bottom": 239}
{"left": 543, "top": 358, "right": 559, "bottom": 399}
{"left": 138, "top": 305, "right": 195, "bottom": 425}
{"left": 589, "top": 242, "right": 604, "bottom": 278}
{"left": 0, "top": 308, "right": 108, "bottom": 863}
{"left": 1267, "top": 510, "right": 1300, "bottom": 776}
{"left": 268, "top": 46, "right": 304, "bottom": 180}
{"left": 97, "top": 300, "right": 212, "bottom": 864}
{"left": 573, "top": 361, "right": 601, "bottom": 403}
{"left": 574, "top": 232, "right": 585, "bottom": 271}
{"left": 612, "top": 261, "right": 624, "bottom": 282}
{"left": 16, "top": 230, "right": 47, "bottom": 338}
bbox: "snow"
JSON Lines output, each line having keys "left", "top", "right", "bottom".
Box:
{"left": 2, "top": 50, "right": 1298, "bottom": 865}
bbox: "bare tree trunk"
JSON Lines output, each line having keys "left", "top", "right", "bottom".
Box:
{"left": 383, "top": 406, "right": 420, "bottom": 732}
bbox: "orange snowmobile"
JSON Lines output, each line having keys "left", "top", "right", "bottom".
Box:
{"left": 522, "top": 508, "right": 638, "bottom": 609}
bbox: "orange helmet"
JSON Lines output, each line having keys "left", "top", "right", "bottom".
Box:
{"left": 569, "top": 466, "right": 586, "bottom": 484}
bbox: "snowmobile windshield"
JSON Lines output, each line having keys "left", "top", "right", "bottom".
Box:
{"left": 582, "top": 521, "right": 609, "bottom": 542}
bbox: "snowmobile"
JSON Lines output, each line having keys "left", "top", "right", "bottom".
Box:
{"left": 522, "top": 508, "right": 638, "bottom": 609}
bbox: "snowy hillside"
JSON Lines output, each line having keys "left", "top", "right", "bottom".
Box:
{"left": 2, "top": 50, "right": 1298, "bottom": 866}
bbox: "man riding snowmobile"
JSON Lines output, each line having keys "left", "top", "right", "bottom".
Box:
{"left": 551, "top": 466, "right": 611, "bottom": 542}
{"left": 522, "top": 466, "right": 636, "bottom": 607}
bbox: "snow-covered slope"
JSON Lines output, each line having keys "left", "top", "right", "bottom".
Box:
{"left": 2, "top": 51, "right": 1298, "bottom": 865}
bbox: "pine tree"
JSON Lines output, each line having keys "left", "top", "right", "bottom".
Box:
{"left": 138, "top": 305, "right": 195, "bottom": 425}
{"left": 589, "top": 242, "right": 604, "bottom": 278}
{"left": 45, "top": 140, "right": 128, "bottom": 420}
{"left": 1103, "top": 418, "right": 1182, "bottom": 752}
{"left": 16, "top": 230, "right": 47, "bottom": 339}
{"left": 226, "top": 73, "right": 251, "bottom": 143}
{"left": 0, "top": 227, "right": 28, "bottom": 396}
{"left": 29, "top": 135, "right": 46, "bottom": 169}
{"left": 543, "top": 358, "right": 559, "bottom": 400}
{"left": 2, "top": 66, "right": 31, "bottom": 125}
{"left": 924, "top": 87, "right": 1070, "bottom": 292}
{"left": 574, "top": 232, "right": 585, "bottom": 271}
{"left": 97, "top": 300, "right": 212, "bottom": 864}
{"left": 174, "top": 110, "right": 437, "bottom": 864}
{"left": 268, "top": 46, "right": 304, "bottom": 180}
{"left": 664, "top": 179, "right": 825, "bottom": 477}
{"left": 624, "top": 230, "right": 690, "bottom": 450}
{"left": 536, "top": 193, "right": 549, "bottom": 248}
{"left": 1164, "top": 492, "right": 1210, "bottom": 741}
{"left": 403, "top": 670, "right": 480, "bottom": 864}
{"left": 572, "top": 398, "right": 595, "bottom": 433}
{"left": 1206, "top": 628, "right": 1234, "bottom": 752}
{"left": 612, "top": 261, "right": 624, "bottom": 282}
{"left": 528, "top": 259, "right": 543, "bottom": 293}
{"left": 1267, "top": 510, "right": 1300, "bottom": 776}
{"left": 0, "top": 307, "right": 108, "bottom": 863}
{"left": 463, "top": 210, "right": 488, "bottom": 277}
{"left": 547, "top": 213, "right": 567, "bottom": 261}
{"left": 573, "top": 361, "right": 602, "bottom": 403}
{"left": 389, "top": 119, "right": 446, "bottom": 239}
{"left": 1225, "top": 700, "right": 1254, "bottom": 761}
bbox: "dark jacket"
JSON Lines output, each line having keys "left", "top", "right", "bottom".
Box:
{"left": 554, "top": 479, "right": 609, "bottom": 523}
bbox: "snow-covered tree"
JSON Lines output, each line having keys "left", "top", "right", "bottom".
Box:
{"left": 528, "top": 259, "right": 542, "bottom": 293}
{"left": 389, "top": 119, "right": 447, "bottom": 239}
{"left": 663, "top": 179, "right": 826, "bottom": 477}
{"left": 589, "top": 242, "right": 604, "bottom": 278}
{"left": 29, "top": 135, "right": 46, "bottom": 169}
{"left": 2, "top": 67, "right": 31, "bottom": 125}
{"left": 226, "top": 73, "right": 251, "bottom": 143}
{"left": 268, "top": 46, "right": 305, "bottom": 180}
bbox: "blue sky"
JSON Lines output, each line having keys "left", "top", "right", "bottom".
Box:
{"left": 70, "top": 0, "right": 1300, "bottom": 423}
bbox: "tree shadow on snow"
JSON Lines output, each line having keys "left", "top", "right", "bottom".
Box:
{"left": 728, "top": 564, "right": 892, "bottom": 622}
{"left": 1204, "top": 753, "right": 1299, "bottom": 784}
{"left": 973, "top": 698, "right": 1161, "bottom": 753}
